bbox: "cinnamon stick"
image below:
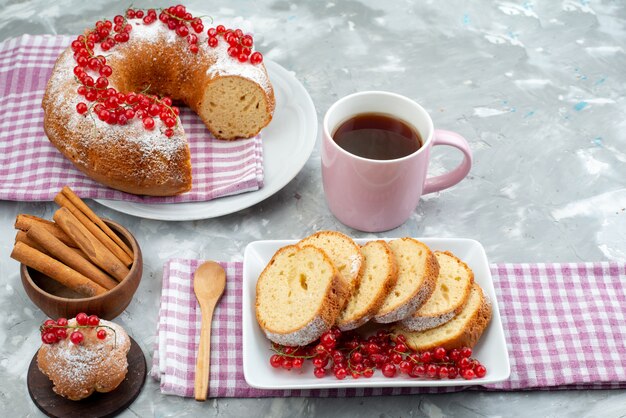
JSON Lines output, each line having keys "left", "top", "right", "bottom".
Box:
{"left": 16, "top": 230, "right": 92, "bottom": 262}
{"left": 11, "top": 241, "right": 107, "bottom": 297}
{"left": 60, "top": 186, "right": 134, "bottom": 258}
{"left": 15, "top": 230, "right": 48, "bottom": 254}
{"left": 14, "top": 214, "right": 77, "bottom": 248}
{"left": 54, "top": 192, "right": 133, "bottom": 267}
{"left": 27, "top": 225, "right": 118, "bottom": 291}
{"left": 53, "top": 208, "right": 130, "bottom": 282}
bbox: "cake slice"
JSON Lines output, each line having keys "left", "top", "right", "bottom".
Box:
{"left": 255, "top": 245, "right": 349, "bottom": 346}
{"left": 297, "top": 231, "right": 364, "bottom": 296}
{"left": 394, "top": 283, "right": 492, "bottom": 351}
{"left": 373, "top": 238, "right": 439, "bottom": 323}
{"left": 401, "top": 251, "right": 474, "bottom": 331}
{"left": 336, "top": 240, "right": 398, "bottom": 331}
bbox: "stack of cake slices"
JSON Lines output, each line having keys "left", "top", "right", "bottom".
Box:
{"left": 255, "top": 231, "right": 492, "bottom": 350}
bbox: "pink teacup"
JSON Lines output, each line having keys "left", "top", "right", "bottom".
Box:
{"left": 322, "top": 91, "right": 472, "bottom": 232}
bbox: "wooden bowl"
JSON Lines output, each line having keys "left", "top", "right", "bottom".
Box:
{"left": 20, "top": 219, "right": 142, "bottom": 320}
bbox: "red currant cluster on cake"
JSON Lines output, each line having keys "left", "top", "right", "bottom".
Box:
{"left": 39, "top": 313, "right": 114, "bottom": 346}
{"left": 206, "top": 25, "right": 263, "bottom": 64}
{"left": 269, "top": 328, "right": 487, "bottom": 380}
{"left": 71, "top": 4, "right": 264, "bottom": 135}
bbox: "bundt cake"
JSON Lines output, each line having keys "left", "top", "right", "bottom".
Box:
{"left": 42, "top": 5, "right": 275, "bottom": 196}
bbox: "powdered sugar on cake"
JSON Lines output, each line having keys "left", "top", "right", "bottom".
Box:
{"left": 206, "top": 38, "right": 273, "bottom": 94}
{"left": 36, "top": 319, "right": 131, "bottom": 400}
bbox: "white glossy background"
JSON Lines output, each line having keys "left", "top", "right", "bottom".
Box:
{"left": 0, "top": 1, "right": 625, "bottom": 417}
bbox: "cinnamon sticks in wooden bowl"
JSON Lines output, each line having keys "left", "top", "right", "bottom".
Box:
{"left": 11, "top": 186, "right": 142, "bottom": 320}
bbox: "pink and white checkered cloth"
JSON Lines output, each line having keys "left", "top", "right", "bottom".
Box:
{"left": 151, "top": 260, "right": 626, "bottom": 397}
{"left": 0, "top": 35, "right": 263, "bottom": 203}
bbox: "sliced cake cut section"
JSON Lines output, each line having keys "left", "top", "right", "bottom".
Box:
{"left": 255, "top": 245, "right": 349, "bottom": 346}
{"left": 401, "top": 251, "right": 474, "bottom": 331}
{"left": 395, "top": 283, "right": 492, "bottom": 351}
{"left": 297, "top": 230, "right": 364, "bottom": 296}
{"left": 336, "top": 240, "right": 398, "bottom": 331}
{"left": 373, "top": 238, "right": 439, "bottom": 323}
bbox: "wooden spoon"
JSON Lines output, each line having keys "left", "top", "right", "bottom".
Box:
{"left": 193, "top": 261, "right": 226, "bottom": 401}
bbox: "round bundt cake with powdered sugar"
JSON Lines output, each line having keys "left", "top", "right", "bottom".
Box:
{"left": 42, "top": 5, "right": 275, "bottom": 196}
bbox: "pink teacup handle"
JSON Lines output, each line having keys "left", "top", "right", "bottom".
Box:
{"left": 422, "top": 129, "right": 472, "bottom": 195}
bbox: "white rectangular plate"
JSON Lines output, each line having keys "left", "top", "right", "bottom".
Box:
{"left": 242, "top": 238, "right": 510, "bottom": 389}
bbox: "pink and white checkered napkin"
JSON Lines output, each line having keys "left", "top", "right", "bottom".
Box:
{"left": 0, "top": 35, "right": 263, "bottom": 203}
{"left": 151, "top": 259, "right": 626, "bottom": 397}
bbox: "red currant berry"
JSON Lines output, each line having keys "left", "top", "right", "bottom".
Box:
{"left": 148, "top": 103, "right": 160, "bottom": 116}
{"left": 411, "top": 364, "right": 426, "bottom": 378}
{"left": 135, "top": 10, "right": 144, "bottom": 18}
{"left": 76, "top": 312, "right": 89, "bottom": 326}
{"left": 312, "top": 356, "right": 327, "bottom": 368}
{"left": 334, "top": 367, "right": 347, "bottom": 380}
{"left": 94, "top": 329, "right": 106, "bottom": 340}
{"left": 41, "top": 332, "right": 57, "bottom": 344}
{"left": 448, "top": 366, "right": 459, "bottom": 379}
{"left": 462, "top": 368, "right": 475, "bottom": 380}
{"left": 189, "top": 44, "right": 199, "bottom": 54}
{"left": 475, "top": 364, "right": 487, "bottom": 378}
{"left": 95, "top": 76, "right": 108, "bottom": 89}
{"left": 395, "top": 343, "right": 408, "bottom": 353}
{"left": 281, "top": 359, "right": 293, "bottom": 370}
{"left": 269, "top": 354, "right": 283, "bottom": 368}
{"left": 216, "top": 24, "right": 226, "bottom": 34}
{"left": 313, "top": 367, "right": 326, "bottom": 378}
{"left": 399, "top": 360, "right": 412, "bottom": 374}
{"left": 76, "top": 102, "right": 88, "bottom": 114}
{"left": 350, "top": 351, "right": 363, "bottom": 364}
{"left": 250, "top": 51, "right": 263, "bottom": 65}
{"left": 365, "top": 342, "right": 380, "bottom": 354}
{"left": 438, "top": 366, "right": 449, "bottom": 379}
{"left": 292, "top": 358, "right": 304, "bottom": 369}
{"left": 434, "top": 347, "right": 447, "bottom": 360}
{"left": 426, "top": 364, "right": 439, "bottom": 378}
{"left": 237, "top": 53, "right": 248, "bottom": 63}
{"left": 98, "top": 109, "right": 110, "bottom": 122}
{"left": 460, "top": 347, "right": 472, "bottom": 358}
{"left": 176, "top": 25, "right": 189, "bottom": 37}
{"left": 420, "top": 351, "right": 432, "bottom": 363}
{"left": 55, "top": 328, "right": 67, "bottom": 340}
{"left": 143, "top": 117, "right": 155, "bottom": 130}
{"left": 321, "top": 332, "right": 336, "bottom": 349}
{"left": 70, "top": 331, "right": 84, "bottom": 344}
{"left": 100, "top": 65, "right": 113, "bottom": 77}
{"left": 56, "top": 317, "right": 68, "bottom": 326}
{"left": 449, "top": 349, "right": 460, "bottom": 361}
{"left": 87, "top": 315, "right": 100, "bottom": 326}
{"left": 381, "top": 363, "right": 396, "bottom": 378}
{"left": 458, "top": 357, "right": 471, "bottom": 369}
{"left": 241, "top": 35, "right": 253, "bottom": 47}
{"left": 85, "top": 89, "right": 97, "bottom": 101}
{"left": 208, "top": 36, "right": 218, "bottom": 48}
{"left": 43, "top": 319, "right": 56, "bottom": 328}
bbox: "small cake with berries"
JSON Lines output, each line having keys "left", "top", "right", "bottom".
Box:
{"left": 36, "top": 313, "right": 131, "bottom": 401}
{"left": 42, "top": 5, "right": 275, "bottom": 196}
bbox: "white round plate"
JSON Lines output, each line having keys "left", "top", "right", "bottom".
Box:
{"left": 94, "top": 60, "right": 317, "bottom": 221}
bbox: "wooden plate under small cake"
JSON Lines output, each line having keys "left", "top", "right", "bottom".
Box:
{"left": 27, "top": 337, "right": 146, "bottom": 418}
